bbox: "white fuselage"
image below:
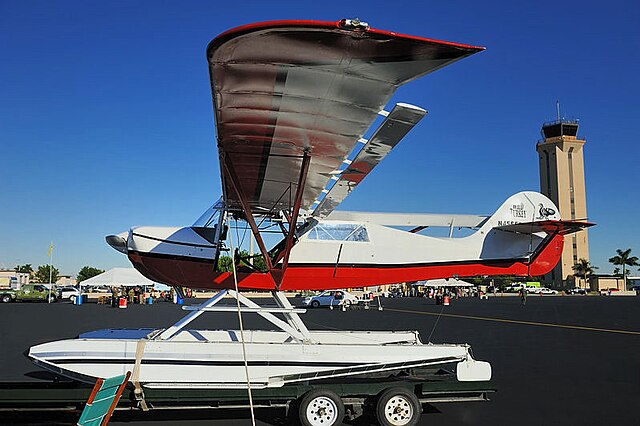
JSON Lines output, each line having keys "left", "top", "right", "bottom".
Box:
{"left": 289, "top": 220, "right": 543, "bottom": 266}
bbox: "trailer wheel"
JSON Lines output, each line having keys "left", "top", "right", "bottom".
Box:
{"left": 298, "top": 389, "right": 345, "bottom": 426}
{"left": 376, "top": 387, "right": 421, "bottom": 426}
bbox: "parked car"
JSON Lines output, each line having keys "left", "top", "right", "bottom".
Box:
{"left": 0, "top": 284, "right": 57, "bottom": 303}
{"left": 537, "top": 287, "right": 558, "bottom": 295}
{"left": 302, "top": 290, "right": 358, "bottom": 308}
{"left": 87, "top": 286, "right": 110, "bottom": 293}
{"left": 505, "top": 284, "right": 525, "bottom": 293}
{"left": 567, "top": 287, "right": 587, "bottom": 295}
{"left": 388, "top": 288, "right": 404, "bottom": 298}
{"left": 599, "top": 288, "right": 620, "bottom": 296}
{"left": 56, "top": 286, "right": 81, "bottom": 300}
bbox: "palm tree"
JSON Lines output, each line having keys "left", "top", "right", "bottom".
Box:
{"left": 608, "top": 249, "right": 639, "bottom": 290}
{"left": 572, "top": 258, "right": 597, "bottom": 289}
{"left": 14, "top": 264, "right": 33, "bottom": 274}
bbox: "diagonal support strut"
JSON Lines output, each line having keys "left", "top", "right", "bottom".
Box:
{"left": 275, "top": 151, "right": 311, "bottom": 289}
{"left": 223, "top": 155, "right": 275, "bottom": 277}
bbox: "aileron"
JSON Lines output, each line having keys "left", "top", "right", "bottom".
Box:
{"left": 312, "top": 103, "right": 427, "bottom": 218}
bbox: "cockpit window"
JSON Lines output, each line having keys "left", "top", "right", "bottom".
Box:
{"left": 193, "top": 198, "right": 225, "bottom": 228}
{"left": 306, "top": 223, "right": 369, "bottom": 242}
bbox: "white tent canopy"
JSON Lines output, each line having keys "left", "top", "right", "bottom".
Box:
{"left": 79, "top": 267, "right": 163, "bottom": 288}
{"left": 416, "top": 278, "right": 475, "bottom": 288}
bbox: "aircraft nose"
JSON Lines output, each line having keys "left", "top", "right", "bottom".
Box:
{"left": 106, "top": 231, "right": 129, "bottom": 254}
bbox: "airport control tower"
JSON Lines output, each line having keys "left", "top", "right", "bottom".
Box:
{"left": 536, "top": 117, "right": 590, "bottom": 288}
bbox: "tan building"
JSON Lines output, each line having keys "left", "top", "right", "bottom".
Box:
{"left": 587, "top": 275, "right": 624, "bottom": 293}
{"left": 536, "top": 119, "right": 589, "bottom": 288}
{"left": 0, "top": 270, "right": 30, "bottom": 289}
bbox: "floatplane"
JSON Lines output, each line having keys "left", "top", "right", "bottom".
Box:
{"left": 30, "top": 19, "right": 591, "bottom": 392}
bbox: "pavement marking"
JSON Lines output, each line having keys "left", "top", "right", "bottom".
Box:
{"left": 385, "top": 308, "right": 640, "bottom": 336}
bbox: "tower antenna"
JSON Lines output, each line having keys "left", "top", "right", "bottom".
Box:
{"left": 556, "top": 100, "right": 561, "bottom": 121}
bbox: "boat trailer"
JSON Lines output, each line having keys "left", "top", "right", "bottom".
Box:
{"left": 0, "top": 370, "right": 494, "bottom": 424}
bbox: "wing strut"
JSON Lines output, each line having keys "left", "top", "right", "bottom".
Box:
{"left": 276, "top": 151, "right": 311, "bottom": 289}
{"left": 223, "top": 155, "right": 277, "bottom": 286}
{"left": 223, "top": 152, "right": 311, "bottom": 289}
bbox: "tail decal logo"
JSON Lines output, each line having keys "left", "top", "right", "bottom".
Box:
{"left": 509, "top": 203, "right": 526, "bottom": 218}
{"left": 536, "top": 204, "right": 556, "bottom": 220}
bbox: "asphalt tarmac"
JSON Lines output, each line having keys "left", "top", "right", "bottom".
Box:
{"left": 1, "top": 295, "right": 639, "bottom": 425}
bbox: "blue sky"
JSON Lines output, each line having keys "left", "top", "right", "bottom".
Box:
{"left": 1, "top": 0, "right": 638, "bottom": 276}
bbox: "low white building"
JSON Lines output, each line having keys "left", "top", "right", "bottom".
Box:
{"left": 56, "top": 275, "right": 77, "bottom": 286}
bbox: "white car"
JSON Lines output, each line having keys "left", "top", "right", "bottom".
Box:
{"left": 56, "top": 286, "right": 80, "bottom": 300}
{"left": 537, "top": 287, "right": 558, "bottom": 295}
{"left": 302, "top": 290, "right": 359, "bottom": 308}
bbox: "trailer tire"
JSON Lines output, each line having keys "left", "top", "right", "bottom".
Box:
{"left": 298, "top": 389, "right": 344, "bottom": 426}
{"left": 1, "top": 294, "right": 12, "bottom": 303}
{"left": 376, "top": 387, "right": 421, "bottom": 426}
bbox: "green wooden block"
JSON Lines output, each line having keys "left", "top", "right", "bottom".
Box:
{"left": 78, "top": 373, "right": 129, "bottom": 425}
{"left": 100, "top": 374, "right": 128, "bottom": 390}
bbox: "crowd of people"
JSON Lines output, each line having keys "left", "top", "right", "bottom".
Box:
{"left": 107, "top": 286, "right": 193, "bottom": 307}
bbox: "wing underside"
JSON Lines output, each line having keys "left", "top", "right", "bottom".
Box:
{"left": 207, "top": 20, "right": 483, "bottom": 218}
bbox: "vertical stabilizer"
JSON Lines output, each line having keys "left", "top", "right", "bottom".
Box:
{"left": 479, "top": 192, "right": 560, "bottom": 233}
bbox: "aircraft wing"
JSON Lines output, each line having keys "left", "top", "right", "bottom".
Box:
{"left": 312, "top": 103, "right": 427, "bottom": 218}
{"left": 207, "top": 19, "right": 483, "bottom": 218}
{"left": 326, "top": 210, "right": 489, "bottom": 228}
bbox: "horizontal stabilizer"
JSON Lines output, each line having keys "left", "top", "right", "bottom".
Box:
{"left": 312, "top": 103, "right": 427, "bottom": 218}
{"left": 495, "top": 219, "right": 594, "bottom": 235}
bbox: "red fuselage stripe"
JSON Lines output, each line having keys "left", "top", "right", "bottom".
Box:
{"left": 128, "top": 235, "right": 564, "bottom": 291}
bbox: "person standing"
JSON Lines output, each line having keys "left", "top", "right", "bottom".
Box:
{"left": 519, "top": 287, "right": 527, "bottom": 306}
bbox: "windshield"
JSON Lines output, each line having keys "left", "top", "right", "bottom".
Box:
{"left": 193, "top": 198, "right": 224, "bottom": 227}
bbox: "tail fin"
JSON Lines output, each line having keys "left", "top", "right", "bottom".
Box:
{"left": 479, "top": 192, "right": 560, "bottom": 233}
{"left": 475, "top": 192, "right": 593, "bottom": 276}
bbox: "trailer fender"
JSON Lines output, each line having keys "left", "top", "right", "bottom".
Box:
{"left": 456, "top": 359, "right": 492, "bottom": 382}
